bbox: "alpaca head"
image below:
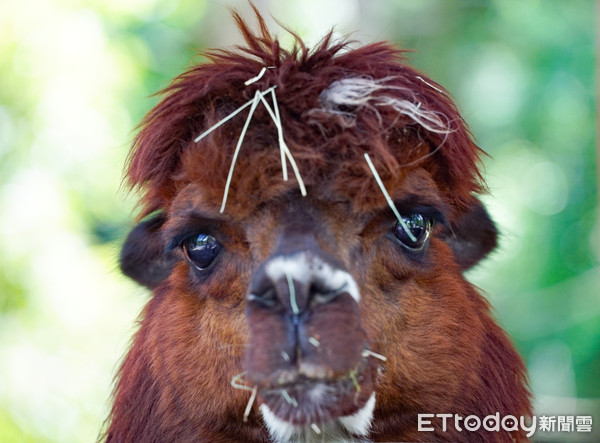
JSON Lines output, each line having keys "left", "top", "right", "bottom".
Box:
{"left": 109, "top": 9, "right": 530, "bottom": 442}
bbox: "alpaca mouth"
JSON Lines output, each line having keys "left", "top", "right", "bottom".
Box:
{"left": 257, "top": 357, "right": 374, "bottom": 426}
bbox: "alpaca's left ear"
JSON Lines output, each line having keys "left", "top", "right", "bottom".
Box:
{"left": 443, "top": 199, "right": 498, "bottom": 271}
{"left": 120, "top": 213, "right": 176, "bottom": 289}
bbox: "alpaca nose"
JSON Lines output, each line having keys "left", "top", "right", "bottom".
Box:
{"left": 248, "top": 252, "right": 360, "bottom": 315}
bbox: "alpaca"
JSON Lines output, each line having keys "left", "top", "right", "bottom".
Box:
{"left": 106, "top": 7, "right": 531, "bottom": 442}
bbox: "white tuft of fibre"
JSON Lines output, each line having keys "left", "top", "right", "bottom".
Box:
{"left": 319, "top": 76, "right": 452, "bottom": 134}
{"left": 339, "top": 393, "right": 376, "bottom": 436}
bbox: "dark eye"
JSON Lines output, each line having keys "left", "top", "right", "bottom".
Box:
{"left": 182, "top": 234, "right": 221, "bottom": 270}
{"left": 393, "top": 213, "right": 433, "bottom": 250}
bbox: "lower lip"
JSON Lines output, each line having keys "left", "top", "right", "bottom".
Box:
{"left": 258, "top": 376, "right": 369, "bottom": 425}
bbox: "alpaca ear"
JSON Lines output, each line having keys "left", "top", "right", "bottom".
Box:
{"left": 120, "top": 213, "right": 177, "bottom": 289}
{"left": 444, "top": 199, "right": 498, "bottom": 271}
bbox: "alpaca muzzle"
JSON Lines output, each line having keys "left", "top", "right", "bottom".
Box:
{"left": 243, "top": 232, "right": 375, "bottom": 426}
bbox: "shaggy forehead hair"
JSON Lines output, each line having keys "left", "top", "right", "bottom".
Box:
{"left": 127, "top": 9, "right": 484, "bottom": 219}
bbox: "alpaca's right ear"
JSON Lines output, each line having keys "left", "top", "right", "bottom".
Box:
{"left": 443, "top": 199, "right": 498, "bottom": 271}
{"left": 120, "top": 213, "right": 176, "bottom": 289}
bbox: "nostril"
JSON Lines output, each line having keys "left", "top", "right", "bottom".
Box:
{"left": 248, "top": 288, "right": 278, "bottom": 308}
{"left": 310, "top": 281, "right": 348, "bottom": 306}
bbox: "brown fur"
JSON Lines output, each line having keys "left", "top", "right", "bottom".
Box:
{"left": 106, "top": 6, "right": 531, "bottom": 442}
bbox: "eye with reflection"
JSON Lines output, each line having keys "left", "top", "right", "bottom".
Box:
{"left": 182, "top": 234, "right": 221, "bottom": 270}
{"left": 393, "top": 213, "right": 434, "bottom": 250}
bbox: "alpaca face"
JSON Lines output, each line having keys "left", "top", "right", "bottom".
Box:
{"left": 120, "top": 167, "right": 499, "bottom": 441}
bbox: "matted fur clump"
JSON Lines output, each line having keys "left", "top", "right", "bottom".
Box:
{"left": 108, "top": 6, "right": 532, "bottom": 443}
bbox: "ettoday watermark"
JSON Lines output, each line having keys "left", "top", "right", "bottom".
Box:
{"left": 418, "top": 413, "right": 593, "bottom": 438}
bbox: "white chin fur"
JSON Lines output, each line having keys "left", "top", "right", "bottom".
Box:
{"left": 260, "top": 393, "right": 376, "bottom": 442}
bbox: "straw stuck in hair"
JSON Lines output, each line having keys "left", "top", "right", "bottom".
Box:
{"left": 285, "top": 271, "right": 300, "bottom": 315}
{"left": 363, "top": 153, "right": 416, "bottom": 243}
{"left": 416, "top": 75, "right": 443, "bottom": 93}
{"left": 231, "top": 371, "right": 254, "bottom": 392}
{"left": 194, "top": 86, "right": 276, "bottom": 143}
{"left": 195, "top": 82, "right": 306, "bottom": 212}
{"left": 220, "top": 90, "right": 262, "bottom": 213}
{"left": 269, "top": 88, "right": 288, "bottom": 181}
{"left": 243, "top": 386, "right": 258, "bottom": 422}
{"left": 281, "top": 390, "right": 298, "bottom": 407}
{"left": 362, "top": 349, "right": 387, "bottom": 361}
{"left": 244, "top": 67, "right": 267, "bottom": 85}
{"left": 257, "top": 89, "right": 307, "bottom": 195}
{"left": 349, "top": 369, "right": 361, "bottom": 393}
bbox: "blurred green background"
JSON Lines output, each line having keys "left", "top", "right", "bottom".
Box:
{"left": 0, "top": 0, "right": 597, "bottom": 441}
